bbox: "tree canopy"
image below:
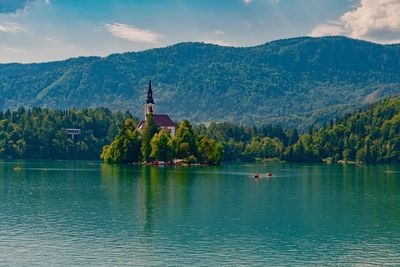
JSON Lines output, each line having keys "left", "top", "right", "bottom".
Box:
{"left": 102, "top": 118, "right": 224, "bottom": 165}
{"left": 0, "top": 107, "right": 129, "bottom": 160}
{"left": 0, "top": 36, "right": 399, "bottom": 129}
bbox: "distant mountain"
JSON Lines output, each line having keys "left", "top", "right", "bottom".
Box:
{"left": 0, "top": 36, "right": 399, "bottom": 129}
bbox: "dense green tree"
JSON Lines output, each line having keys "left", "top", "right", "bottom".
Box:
{"left": 289, "top": 97, "right": 400, "bottom": 163}
{"left": 0, "top": 107, "right": 128, "bottom": 160}
{"left": 197, "top": 136, "right": 224, "bottom": 165}
{"left": 141, "top": 113, "right": 159, "bottom": 162}
{"left": 101, "top": 118, "right": 142, "bottom": 163}
{"left": 103, "top": 118, "right": 225, "bottom": 165}
{"left": 173, "top": 120, "right": 198, "bottom": 160}
{"left": 150, "top": 130, "right": 173, "bottom": 161}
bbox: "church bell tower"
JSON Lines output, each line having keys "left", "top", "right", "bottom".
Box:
{"left": 145, "top": 80, "right": 155, "bottom": 120}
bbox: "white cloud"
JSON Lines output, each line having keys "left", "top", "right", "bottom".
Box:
{"left": 105, "top": 23, "right": 162, "bottom": 44}
{"left": 203, "top": 39, "right": 234, "bottom": 46}
{"left": 243, "top": 0, "right": 279, "bottom": 5}
{"left": 0, "top": 23, "right": 27, "bottom": 33}
{"left": 311, "top": 21, "right": 345, "bottom": 37}
{"left": 311, "top": 0, "right": 400, "bottom": 44}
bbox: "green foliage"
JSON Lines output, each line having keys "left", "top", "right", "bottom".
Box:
{"left": 0, "top": 37, "right": 399, "bottom": 129}
{"left": 296, "top": 97, "right": 400, "bottom": 163}
{"left": 103, "top": 118, "right": 224, "bottom": 165}
{"left": 193, "top": 121, "right": 290, "bottom": 162}
{"left": 0, "top": 107, "right": 127, "bottom": 160}
{"left": 244, "top": 137, "right": 284, "bottom": 162}
{"left": 141, "top": 113, "right": 159, "bottom": 162}
{"left": 197, "top": 135, "right": 224, "bottom": 165}
{"left": 100, "top": 118, "right": 141, "bottom": 163}
{"left": 173, "top": 120, "right": 198, "bottom": 159}
{"left": 192, "top": 97, "right": 400, "bottom": 163}
{"left": 150, "top": 130, "right": 173, "bottom": 161}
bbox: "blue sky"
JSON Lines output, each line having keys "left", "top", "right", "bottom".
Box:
{"left": 0, "top": 0, "right": 399, "bottom": 63}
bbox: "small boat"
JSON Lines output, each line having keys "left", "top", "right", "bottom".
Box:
{"left": 13, "top": 166, "right": 22, "bottom": 171}
{"left": 254, "top": 173, "right": 260, "bottom": 178}
{"left": 266, "top": 173, "right": 272, "bottom": 177}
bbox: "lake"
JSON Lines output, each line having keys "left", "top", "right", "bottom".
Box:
{"left": 0, "top": 160, "right": 399, "bottom": 265}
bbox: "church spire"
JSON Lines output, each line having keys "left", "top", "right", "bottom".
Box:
{"left": 144, "top": 80, "right": 155, "bottom": 119}
{"left": 146, "top": 80, "right": 154, "bottom": 104}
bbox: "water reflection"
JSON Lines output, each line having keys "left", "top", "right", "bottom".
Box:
{"left": 100, "top": 164, "right": 196, "bottom": 234}
{"left": 1, "top": 161, "right": 399, "bottom": 265}
{"left": 98, "top": 163, "right": 400, "bottom": 240}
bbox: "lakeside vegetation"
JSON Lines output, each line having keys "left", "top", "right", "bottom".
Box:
{"left": 1, "top": 97, "right": 400, "bottom": 164}
{"left": 100, "top": 114, "right": 224, "bottom": 165}
{"left": 198, "top": 97, "right": 400, "bottom": 164}
{"left": 0, "top": 107, "right": 130, "bottom": 159}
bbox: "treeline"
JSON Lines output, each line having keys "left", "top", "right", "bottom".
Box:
{"left": 195, "top": 97, "right": 400, "bottom": 163}
{"left": 2, "top": 96, "right": 400, "bottom": 164}
{"left": 195, "top": 122, "right": 298, "bottom": 162}
{"left": 0, "top": 107, "right": 129, "bottom": 159}
{"left": 101, "top": 115, "right": 224, "bottom": 165}
{"left": 300, "top": 97, "right": 400, "bottom": 163}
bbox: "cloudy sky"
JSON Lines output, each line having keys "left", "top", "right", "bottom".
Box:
{"left": 0, "top": 0, "right": 399, "bottom": 63}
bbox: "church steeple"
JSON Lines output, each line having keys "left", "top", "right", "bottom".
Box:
{"left": 145, "top": 80, "right": 155, "bottom": 119}
{"left": 137, "top": 79, "right": 177, "bottom": 137}
{"left": 146, "top": 80, "right": 154, "bottom": 104}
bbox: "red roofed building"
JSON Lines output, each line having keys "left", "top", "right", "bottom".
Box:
{"left": 137, "top": 81, "right": 178, "bottom": 136}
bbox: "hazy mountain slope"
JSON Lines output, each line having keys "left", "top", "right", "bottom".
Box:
{"left": 0, "top": 36, "right": 399, "bottom": 127}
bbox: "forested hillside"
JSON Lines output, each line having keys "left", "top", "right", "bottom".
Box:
{"left": 294, "top": 97, "right": 400, "bottom": 163}
{"left": 0, "top": 108, "right": 130, "bottom": 159}
{"left": 198, "top": 97, "right": 400, "bottom": 163}
{"left": 1, "top": 96, "right": 400, "bottom": 162}
{"left": 0, "top": 36, "right": 399, "bottom": 128}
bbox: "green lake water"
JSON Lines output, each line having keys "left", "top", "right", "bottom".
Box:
{"left": 0, "top": 160, "right": 400, "bottom": 265}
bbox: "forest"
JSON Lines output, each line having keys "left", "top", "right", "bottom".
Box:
{"left": 0, "top": 107, "right": 130, "bottom": 159}
{"left": 0, "top": 36, "right": 399, "bottom": 129}
{"left": 197, "top": 97, "right": 400, "bottom": 163}
{"left": 1, "top": 96, "right": 400, "bottom": 163}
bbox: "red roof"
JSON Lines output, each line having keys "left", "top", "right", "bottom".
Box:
{"left": 137, "top": 114, "right": 177, "bottom": 130}
{"left": 154, "top": 114, "right": 177, "bottom": 127}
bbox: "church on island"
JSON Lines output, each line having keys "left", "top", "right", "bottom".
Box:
{"left": 137, "top": 81, "right": 178, "bottom": 136}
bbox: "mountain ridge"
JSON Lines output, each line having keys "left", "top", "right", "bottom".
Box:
{"left": 0, "top": 36, "right": 399, "bottom": 129}
{"left": 3, "top": 36, "right": 393, "bottom": 65}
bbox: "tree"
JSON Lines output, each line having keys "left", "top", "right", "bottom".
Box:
{"left": 197, "top": 136, "right": 224, "bottom": 165}
{"left": 101, "top": 118, "right": 141, "bottom": 163}
{"left": 141, "top": 113, "right": 159, "bottom": 162}
{"left": 173, "top": 120, "right": 197, "bottom": 159}
{"left": 150, "top": 130, "right": 173, "bottom": 161}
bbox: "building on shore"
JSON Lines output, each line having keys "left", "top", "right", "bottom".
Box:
{"left": 137, "top": 81, "right": 178, "bottom": 136}
{"left": 64, "top": 128, "right": 81, "bottom": 141}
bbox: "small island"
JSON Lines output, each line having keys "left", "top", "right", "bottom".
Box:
{"left": 100, "top": 81, "right": 224, "bottom": 166}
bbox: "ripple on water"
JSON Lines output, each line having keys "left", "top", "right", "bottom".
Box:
{"left": 0, "top": 161, "right": 400, "bottom": 265}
